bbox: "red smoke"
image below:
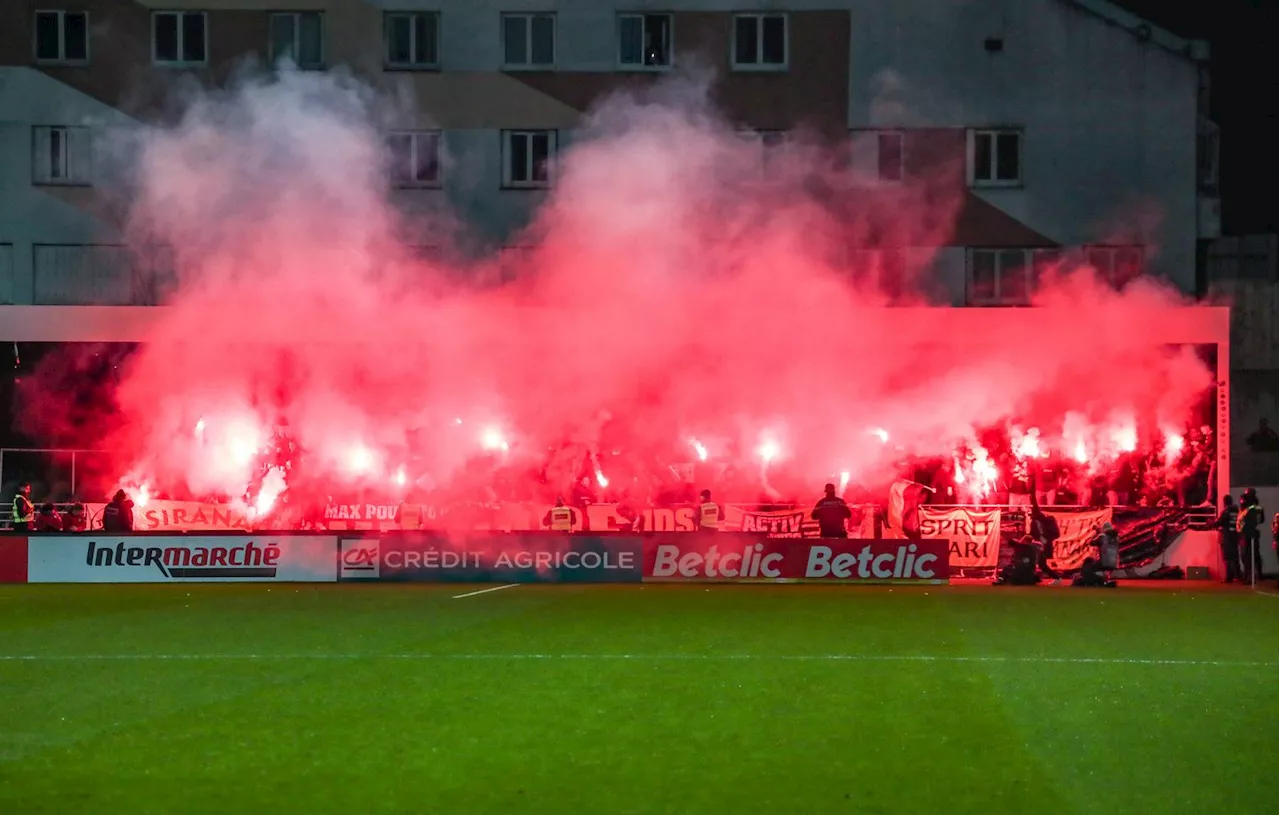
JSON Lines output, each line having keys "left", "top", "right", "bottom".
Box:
{"left": 18, "top": 70, "right": 1213, "bottom": 509}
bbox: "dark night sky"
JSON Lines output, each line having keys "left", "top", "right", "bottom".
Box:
{"left": 1115, "top": 0, "right": 1277, "bottom": 235}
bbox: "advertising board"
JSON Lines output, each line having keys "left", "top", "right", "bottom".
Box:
{"left": 26, "top": 535, "right": 337, "bottom": 583}
{"left": 360, "top": 533, "right": 643, "bottom": 583}
{"left": 642, "top": 535, "right": 950, "bottom": 582}
{"left": 0, "top": 537, "right": 27, "bottom": 583}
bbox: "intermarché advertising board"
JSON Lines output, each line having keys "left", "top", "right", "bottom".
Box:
{"left": 26, "top": 535, "right": 336, "bottom": 583}
{"left": 344, "top": 532, "right": 643, "bottom": 583}
{"left": 642, "top": 535, "right": 951, "bottom": 583}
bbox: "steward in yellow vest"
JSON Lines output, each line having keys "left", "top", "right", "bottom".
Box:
{"left": 543, "top": 497, "right": 577, "bottom": 531}
{"left": 697, "top": 489, "right": 723, "bottom": 531}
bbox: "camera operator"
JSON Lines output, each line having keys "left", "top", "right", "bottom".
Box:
{"left": 993, "top": 535, "right": 1042, "bottom": 586}
{"left": 1075, "top": 522, "right": 1119, "bottom": 588}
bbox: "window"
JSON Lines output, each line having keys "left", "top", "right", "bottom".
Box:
{"left": 850, "top": 248, "right": 906, "bottom": 300}
{"left": 739, "top": 129, "right": 788, "bottom": 174}
{"left": 876, "top": 132, "right": 904, "bottom": 182}
{"left": 387, "top": 131, "right": 442, "bottom": 187}
{"left": 33, "top": 244, "right": 133, "bottom": 305}
{"left": 152, "top": 11, "right": 207, "bottom": 65}
{"left": 968, "top": 247, "right": 1060, "bottom": 305}
{"left": 848, "top": 130, "right": 904, "bottom": 184}
{"left": 34, "top": 10, "right": 89, "bottom": 64}
{"left": 486, "top": 246, "right": 536, "bottom": 285}
{"left": 502, "top": 130, "right": 556, "bottom": 188}
{"left": 503, "top": 13, "right": 555, "bottom": 68}
{"left": 618, "top": 13, "right": 671, "bottom": 68}
{"left": 270, "top": 12, "right": 324, "bottom": 69}
{"left": 732, "top": 13, "right": 786, "bottom": 70}
{"left": 384, "top": 12, "right": 438, "bottom": 69}
{"left": 32, "top": 125, "right": 92, "bottom": 186}
{"left": 1085, "top": 245, "right": 1144, "bottom": 289}
{"left": 746, "top": 129, "right": 788, "bottom": 149}
{"left": 967, "top": 128, "right": 1022, "bottom": 187}
{"left": 0, "top": 243, "right": 14, "bottom": 305}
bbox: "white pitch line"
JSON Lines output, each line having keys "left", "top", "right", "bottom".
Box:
{"left": 451, "top": 583, "right": 520, "bottom": 599}
{"left": 0, "top": 653, "right": 1272, "bottom": 667}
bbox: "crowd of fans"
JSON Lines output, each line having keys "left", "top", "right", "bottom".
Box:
{"left": 903, "top": 427, "right": 1217, "bottom": 509}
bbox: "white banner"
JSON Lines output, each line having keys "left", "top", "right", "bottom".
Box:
{"left": 726, "top": 506, "right": 819, "bottom": 537}
{"left": 83, "top": 500, "right": 248, "bottom": 532}
{"left": 1045, "top": 508, "right": 1113, "bottom": 571}
{"left": 917, "top": 507, "right": 1001, "bottom": 568}
{"left": 27, "top": 536, "right": 336, "bottom": 583}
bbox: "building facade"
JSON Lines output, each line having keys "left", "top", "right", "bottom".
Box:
{"left": 0, "top": 0, "right": 1217, "bottom": 306}
{"left": 1208, "top": 234, "right": 1278, "bottom": 489}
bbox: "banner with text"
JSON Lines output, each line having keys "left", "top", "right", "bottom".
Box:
{"left": 27, "top": 535, "right": 336, "bottom": 583}
{"left": 917, "top": 507, "right": 1001, "bottom": 568}
{"left": 84, "top": 501, "right": 249, "bottom": 532}
{"left": 1045, "top": 508, "right": 1114, "bottom": 571}
{"left": 641, "top": 534, "right": 950, "bottom": 583}
{"left": 350, "top": 532, "right": 642, "bottom": 583}
{"left": 324, "top": 501, "right": 877, "bottom": 537}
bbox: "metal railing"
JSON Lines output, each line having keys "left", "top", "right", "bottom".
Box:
{"left": 0, "top": 447, "right": 112, "bottom": 499}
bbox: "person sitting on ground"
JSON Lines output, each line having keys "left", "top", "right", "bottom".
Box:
{"left": 811, "top": 483, "right": 852, "bottom": 538}
{"left": 1073, "top": 556, "right": 1118, "bottom": 588}
{"left": 101, "top": 490, "right": 135, "bottom": 533}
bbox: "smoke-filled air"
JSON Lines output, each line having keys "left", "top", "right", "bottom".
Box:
{"left": 19, "top": 68, "right": 1215, "bottom": 521}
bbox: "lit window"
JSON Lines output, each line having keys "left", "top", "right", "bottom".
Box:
{"left": 618, "top": 13, "right": 671, "bottom": 68}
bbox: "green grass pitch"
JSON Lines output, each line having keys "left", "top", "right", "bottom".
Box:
{"left": 0, "top": 583, "right": 1275, "bottom": 814}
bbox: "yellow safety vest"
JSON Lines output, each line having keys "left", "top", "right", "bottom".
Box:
{"left": 12, "top": 496, "right": 33, "bottom": 524}
{"left": 699, "top": 502, "right": 720, "bottom": 530}
{"left": 550, "top": 506, "right": 574, "bottom": 531}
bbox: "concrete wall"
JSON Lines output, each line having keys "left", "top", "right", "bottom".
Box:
{"left": 0, "top": 68, "right": 134, "bottom": 304}
{"left": 1209, "top": 234, "right": 1279, "bottom": 488}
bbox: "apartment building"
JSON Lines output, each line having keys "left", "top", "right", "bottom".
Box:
{"left": 0, "top": 0, "right": 1217, "bottom": 306}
